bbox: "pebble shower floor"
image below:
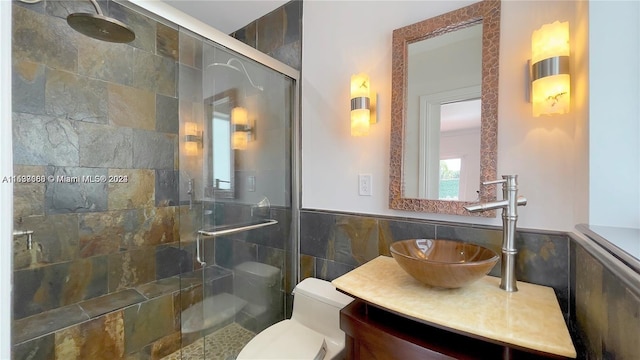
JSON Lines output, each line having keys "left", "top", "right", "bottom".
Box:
{"left": 162, "top": 323, "right": 255, "bottom": 360}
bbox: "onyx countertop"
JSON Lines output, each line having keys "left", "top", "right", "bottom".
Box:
{"left": 332, "top": 256, "right": 577, "bottom": 358}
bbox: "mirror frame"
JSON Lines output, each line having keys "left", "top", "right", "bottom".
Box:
{"left": 389, "top": 0, "right": 501, "bottom": 216}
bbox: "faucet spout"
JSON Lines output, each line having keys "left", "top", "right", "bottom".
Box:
{"left": 464, "top": 175, "right": 526, "bottom": 292}
{"left": 464, "top": 200, "right": 509, "bottom": 212}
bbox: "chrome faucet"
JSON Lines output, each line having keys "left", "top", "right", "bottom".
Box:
{"left": 464, "top": 175, "right": 527, "bottom": 292}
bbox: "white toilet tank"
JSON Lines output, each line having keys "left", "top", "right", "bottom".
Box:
{"left": 291, "top": 277, "right": 354, "bottom": 347}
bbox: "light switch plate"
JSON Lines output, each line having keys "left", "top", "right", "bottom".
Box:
{"left": 247, "top": 175, "right": 256, "bottom": 192}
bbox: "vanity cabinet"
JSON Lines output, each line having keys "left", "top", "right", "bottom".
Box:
{"left": 340, "top": 300, "right": 569, "bottom": 360}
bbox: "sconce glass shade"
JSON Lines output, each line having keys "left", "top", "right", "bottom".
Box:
{"left": 232, "top": 106, "right": 248, "bottom": 126}
{"left": 231, "top": 106, "right": 251, "bottom": 150}
{"left": 185, "top": 121, "right": 198, "bottom": 136}
{"left": 184, "top": 142, "right": 198, "bottom": 155}
{"left": 351, "top": 73, "right": 370, "bottom": 136}
{"left": 184, "top": 121, "right": 199, "bottom": 155}
{"left": 531, "top": 21, "right": 570, "bottom": 117}
{"left": 351, "top": 109, "right": 370, "bottom": 137}
{"left": 531, "top": 73, "right": 570, "bottom": 116}
{"left": 531, "top": 21, "right": 570, "bottom": 64}
{"left": 232, "top": 131, "right": 248, "bottom": 150}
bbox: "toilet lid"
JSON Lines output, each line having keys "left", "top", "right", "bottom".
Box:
{"left": 237, "top": 320, "right": 327, "bottom": 360}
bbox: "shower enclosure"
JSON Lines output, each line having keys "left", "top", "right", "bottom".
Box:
{"left": 10, "top": 0, "right": 299, "bottom": 359}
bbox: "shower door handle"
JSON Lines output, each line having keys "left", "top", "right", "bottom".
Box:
{"left": 195, "top": 233, "right": 206, "bottom": 267}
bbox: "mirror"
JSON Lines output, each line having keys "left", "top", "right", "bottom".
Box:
{"left": 406, "top": 24, "right": 482, "bottom": 201}
{"left": 389, "top": 0, "right": 500, "bottom": 216}
{"left": 205, "top": 90, "right": 236, "bottom": 199}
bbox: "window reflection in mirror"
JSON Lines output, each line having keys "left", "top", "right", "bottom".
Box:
{"left": 438, "top": 99, "right": 481, "bottom": 201}
{"left": 212, "top": 102, "right": 231, "bottom": 190}
{"left": 205, "top": 90, "right": 236, "bottom": 199}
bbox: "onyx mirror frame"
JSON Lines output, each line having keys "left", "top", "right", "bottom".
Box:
{"left": 389, "top": 0, "right": 500, "bottom": 216}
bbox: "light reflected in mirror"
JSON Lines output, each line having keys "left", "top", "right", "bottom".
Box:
{"left": 389, "top": 0, "right": 500, "bottom": 216}
{"left": 404, "top": 23, "right": 482, "bottom": 201}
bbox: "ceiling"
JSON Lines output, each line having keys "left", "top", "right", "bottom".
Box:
{"left": 440, "top": 99, "right": 481, "bottom": 133}
{"left": 162, "top": 0, "right": 290, "bottom": 34}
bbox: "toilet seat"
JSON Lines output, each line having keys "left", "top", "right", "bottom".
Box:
{"left": 236, "top": 320, "right": 327, "bottom": 360}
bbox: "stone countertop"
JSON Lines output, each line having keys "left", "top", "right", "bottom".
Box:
{"left": 332, "top": 256, "right": 576, "bottom": 358}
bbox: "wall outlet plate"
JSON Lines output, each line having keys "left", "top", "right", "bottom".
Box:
{"left": 359, "top": 174, "right": 372, "bottom": 196}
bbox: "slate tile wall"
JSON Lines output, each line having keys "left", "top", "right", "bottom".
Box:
{"left": 570, "top": 238, "right": 640, "bottom": 359}
{"left": 11, "top": 1, "right": 196, "bottom": 357}
{"left": 11, "top": 277, "right": 191, "bottom": 360}
{"left": 231, "top": 0, "right": 302, "bottom": 71}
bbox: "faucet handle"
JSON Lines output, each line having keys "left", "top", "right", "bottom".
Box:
{"left": 517, "top": 196, "right": 527, "bottom": 206}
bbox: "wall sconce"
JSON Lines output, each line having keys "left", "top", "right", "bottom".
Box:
{"left": 232, "top": 106, "right": 253, "bottom": 150}
{"left": 184, "top": 121, "right": 202, "bottom": 156}
{"left": 350, "top": 73, "right": 377, "bottom": 136}
{"left": 530, "top": 21, "right": 570, "bottom": 117}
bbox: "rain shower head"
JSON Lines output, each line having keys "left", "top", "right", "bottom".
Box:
{"left": 67, "top": 0, "right": 135, "bottom": 43}
{"left": 208, "top": 58, "right": 264, "bottom": 92}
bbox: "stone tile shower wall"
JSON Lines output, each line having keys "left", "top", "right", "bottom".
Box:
{"left": 231, "top": 0, "right": 302, "bottom": 71}
{"left": 11, "top": 1, "right": 201, "bottom": 358}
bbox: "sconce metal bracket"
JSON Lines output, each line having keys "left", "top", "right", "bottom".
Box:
{"left": 531, "top": 55, "right": 570, "bottom": 81}
{"left": 527, "top": 56, "right": 570, "bottom": 103}
{"left": 350, "top": 96, "right": 370, "bottom": 111}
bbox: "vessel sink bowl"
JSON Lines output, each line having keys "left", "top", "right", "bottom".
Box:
{"left": 390, "top": 239, "right": 499, "bottom": 288}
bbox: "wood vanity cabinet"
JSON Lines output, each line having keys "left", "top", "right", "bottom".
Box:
{"left": 340, "top": 300, "right": 570, "bottom": 360}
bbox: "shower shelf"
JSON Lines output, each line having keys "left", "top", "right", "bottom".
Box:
{"left": 198, "top": 219, "right": 278, "bottom": 237}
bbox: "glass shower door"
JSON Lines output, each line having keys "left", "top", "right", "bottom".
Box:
{"left": 176, "top": 28, "right": 296, "bottom": 359}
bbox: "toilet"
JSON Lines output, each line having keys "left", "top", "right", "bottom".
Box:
{"left": 236, "top": 277, "right": 354, "bottom": 360}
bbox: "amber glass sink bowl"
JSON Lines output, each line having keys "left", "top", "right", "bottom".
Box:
{"left": 390, "top": 239, "right": 499, "bottom": 288}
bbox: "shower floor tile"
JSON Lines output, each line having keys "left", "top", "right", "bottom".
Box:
{"left": 162, "top": 322, "right": 255, "bottom": 360}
